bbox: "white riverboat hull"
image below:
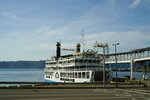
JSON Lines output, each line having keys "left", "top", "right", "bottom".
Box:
{"left": 44, "top": 70, "right": 112, "bottom": 83}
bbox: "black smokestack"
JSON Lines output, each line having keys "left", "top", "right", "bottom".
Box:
{"left": 56, "top": 42, "right": 61, "bottom": 59}
{"left": 76, "top": 43, "right": 81, "bottom": 53}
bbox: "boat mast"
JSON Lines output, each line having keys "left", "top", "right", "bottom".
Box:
{"left": 81, "top": 28, "right": 85, "bottom": 52}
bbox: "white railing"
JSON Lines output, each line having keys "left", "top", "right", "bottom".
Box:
{"left": 44, "top": 67, "right": 111, "bottom": 72}
{"left": 106, "top": 54, "right": 150, "bottom": 62}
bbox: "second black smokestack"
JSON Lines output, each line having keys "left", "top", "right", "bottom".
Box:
{"left": 56, "top": 42, "right": 61, "bottom": 59}
{"left": 76, "top": 43, "right": 81, "bottom": 53}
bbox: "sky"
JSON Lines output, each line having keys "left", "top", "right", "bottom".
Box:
{"left": 0, "top": 0, "right": 150, "bottom": 61}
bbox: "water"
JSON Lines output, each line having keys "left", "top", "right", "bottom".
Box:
{"left": 0, "top": 68, "right": 44, "bottom": 82}
{"left": 0, "top": 68, "right": 143, "bottom": 82}
{"left": 112, "top": 72, "right": 143, "bottom": 79}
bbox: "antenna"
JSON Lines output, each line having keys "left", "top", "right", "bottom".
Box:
{"left": 81, "top": 28, "right": 85, "bottom": 51}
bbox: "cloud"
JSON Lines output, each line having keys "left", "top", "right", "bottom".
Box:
{"left": 1, "top": 24, "right": 150, "bottom": 60}
{"left": 84, "top": 30, "right": 150, "bottom": 52}
{"left": 0, "top": 25, "right": 79, "bottom": 60}
{"left": 110, "top": 0, "right": 117, "bottom": 6}
{"left": 145, "top": 0, "right": 150, "bottom": 3}
{"left": 0, "top": 0, "right": 150, "bottom": 60}
{"left": 0, "top": 12, "right": 21, "bottom": 20}
{"left": 129, "top": 0, "right": 141, "bottom": 8}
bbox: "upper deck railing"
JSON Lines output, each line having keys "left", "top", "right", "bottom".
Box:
{"left": 44, "top": 67, "right": 111, "bottom": 72}
{"left": 46, "top": 55, "right": 102, "bottom": 63}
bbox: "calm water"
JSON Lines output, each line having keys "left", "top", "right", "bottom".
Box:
{"left": 0, "top": 68, "right": 44, "bottom": 82}
{"left": 0, "top": 68, "right": 143, "bottom": 82}
{"left": 113, "top": 71, "right": 143, "bottom": 79}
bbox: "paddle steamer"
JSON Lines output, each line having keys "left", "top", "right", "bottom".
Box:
{"left": 44, "top": 42, "right": 112, "bottom": 83}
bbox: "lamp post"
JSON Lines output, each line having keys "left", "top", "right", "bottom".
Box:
{"left": 112, "top": 43, "right": 120, "bottom": 87}
{"left": 102, "top": 45, "right": 106, "bottom": 85}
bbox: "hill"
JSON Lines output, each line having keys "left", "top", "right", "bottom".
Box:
{"left": 0, "top": 61, "right": 45, "bottom": 68}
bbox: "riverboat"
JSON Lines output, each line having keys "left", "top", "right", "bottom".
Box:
{"left": 44, "top": 42, "right": 112, "bottom": 83}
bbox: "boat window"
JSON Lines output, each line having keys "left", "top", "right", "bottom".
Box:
{"left": 75, "top": 72, "right": 77, "bottom": 78}
{"left": 82, "top": 72, "right": 85, "bottom": 78}
{"left": 46, "top": 76, "right": 50, "bottom": 79}
{"left": 60, "top": 73, "right": 62, "bottom": 77}
{"left": 86, "top": 72, "right": 90, "bottom": 78}
{"left": 88, "top": 60, "right": 92, "bottom": 63}
{"left": 49, "top": 72, "right": 53, "bottom": 76}
{"left": 72, "top": 79, "right": 75, "bottom": 82}
{"left": 78, "top": 72, "right": 81, "bottom": 78}
{"left": 93, "top": 60, "right": 96, "bottom": 63}
{"left": 69, "top": 73, "right": 71, "bottom": 78}
{"left": 79, "top": 60, "right": 83, "bottom": 63}
{"left": 59, "top": 61, "right": 62, "bottom": 64}
{"left": 63, "top": 73, "right": 66, "bottom": 77}
{"left": 96, "top": 60, "right": 99, "bottom": 63}
{"left": 73, "top": 72, "right": 74, "bottom": 78}
{"left": 70, "top": 73, "right": 73, "bottom": 78}
{"left": 66, "top": 73, "right": 69, "bottom": 78}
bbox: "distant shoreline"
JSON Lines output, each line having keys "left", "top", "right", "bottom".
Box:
{"left": 0, "top": 61, "right": 45, "bottom": 68}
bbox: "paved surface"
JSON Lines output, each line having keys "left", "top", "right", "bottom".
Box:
{"left": 0, "top": 88, "right": 150, "bottom": 100}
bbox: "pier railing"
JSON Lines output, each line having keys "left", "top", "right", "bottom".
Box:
{"left": 105, "top": 47, "right": 150, "bottom": 63}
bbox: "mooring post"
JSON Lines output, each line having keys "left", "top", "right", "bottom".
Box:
{"left": 130, "top": 60, "right": 133, "bottom": 80}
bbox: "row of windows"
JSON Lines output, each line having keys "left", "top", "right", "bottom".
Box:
{"left": 45, "top": 72, "right": 53, "bottom": 76}
{"left": 46, "top": 76, "right": 51, "bottom": 79}
{"left": 60, "top": 72, "right": 90, "bottom": 79}
{"left": 60, "top": 78, "right": 75, "bottom": 82}
{"left": 45, "top": 71, "right": 90, "bottom": 80}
